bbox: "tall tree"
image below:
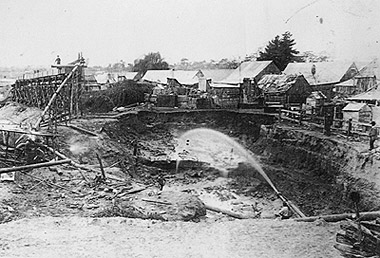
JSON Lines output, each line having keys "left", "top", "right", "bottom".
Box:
{"left": 258, "top": 31, "right": 299, "bottom": 71}
{"left": 132, "top": 52, "right": 169, "bottom": 74}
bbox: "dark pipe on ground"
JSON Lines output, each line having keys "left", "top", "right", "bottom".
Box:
{"left": 294, "top": 211, "right": 380, "bottom": 223}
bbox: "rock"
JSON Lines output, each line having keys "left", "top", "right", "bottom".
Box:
{"left": 313, "top": 218, "right": 327, "bottom": 226}
{"left": 102, "top": 191, "right": 206, "bottom": 222}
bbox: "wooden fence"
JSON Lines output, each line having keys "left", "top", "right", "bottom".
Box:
{"left": 279, "top": 109, "right": 372, "bottom": 137}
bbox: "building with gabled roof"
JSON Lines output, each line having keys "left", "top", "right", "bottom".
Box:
{"left": 353, "top": 59, "right": 379, "bottom": 92}
{"left": 334, "top": 79, "right": 357, "bottom": 96}
{"left": 215, "top": 61, "right": 280, "bottom": 105}
{"left": 306, "top": 91, "right": 327, "bottom": 111}
{"left": 142, "top": 70, "right": 199, "bottom": 86}
{"left": 94, "top": 73, "right": 116, "bottom": 85}
{"left": 342, "top": 102, "right": 372, "bottom": 123}
{"left": 357, "top": 58, "right": 380, "bottom": 79}
{"left": 258, "top": 74, "right": 311, "bottom": 107}
{"left": 347, "top": 86, "right": 380, "bottom": 104}
{"left": 197, "top": 69, "right": 233, "bottom": 83}
{"left": 217, "top": 61, "right": 280, "bottom": 85}
{"left": 283, "top": 61, "right": 358, "bottom": 85}
{"left": 283, "top": 61, "right": 359, "bottom": 100}
{"left": 115, "top": 71, "right": 138, "bottom": 81}
{"left": 84, "top": 74, "right": 101, "bottom": 91}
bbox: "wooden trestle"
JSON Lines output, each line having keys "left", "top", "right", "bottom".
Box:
{"left": 0, "top": 62, "right": 86, "bottom": 171}
{"left": 10, "top": 64, "right": 85, "bottom": 131}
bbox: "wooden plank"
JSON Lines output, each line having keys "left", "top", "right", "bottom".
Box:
{"left": 96, "top": 153, "right": 106, "bottom": 179}
{"left": 65, "top": 124, "right": 97, "bottom": 136}
{"left": 295, "top": 211, "right": 380, "bottom": 223}
{"left": 0, "top": 159, "right": 71, "bottom": 174}
{"left": 205, "top": 204, "right": 249, "bottom": 219}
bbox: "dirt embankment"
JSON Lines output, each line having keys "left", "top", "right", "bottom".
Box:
{"left": 103, "top": 110, "right": 380, "bottom": 217}
{"left": 251, "top": 125, "right": 380, "bottom": 216}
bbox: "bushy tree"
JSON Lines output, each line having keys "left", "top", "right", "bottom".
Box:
{"left": 172, "top": 58, "right": 239, "bottom": 70}
{"left": 299, "top": 51, "right": 331, "bottom": 63}
{"left": 258, "top": 31, "right": 299, "bottom": 71}
{"left": 132, "top": 52, "right": 169, "bottom": 74}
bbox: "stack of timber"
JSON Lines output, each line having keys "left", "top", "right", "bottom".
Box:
{"left": 335, "top": 219, "right": 380, "bottom": 257}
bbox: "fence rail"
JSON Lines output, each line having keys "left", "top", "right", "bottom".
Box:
{"left": 279, "top": 109, "right": 371, "bottom": 137}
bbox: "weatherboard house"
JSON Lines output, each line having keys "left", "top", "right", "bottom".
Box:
{"left": 217, "top": 60, "right": 281, "bottom": 104}
{"left": 355, "top": 58, "right": 379, "bottom": 92}
{"left": 334, "top": 60, "right": 379, "bottom": 97}
{"left": 257, "top": 74, "right": 311, "bottom": 108}
{"left": 283, "top": 61, "right": 359, "bottom": 100}
{"left": 342, "top": 102, "right": 372, "bottom": 124}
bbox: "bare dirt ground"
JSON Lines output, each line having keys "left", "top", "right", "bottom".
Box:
{"left": 0, "top": 216, "right": 340, "bottom": 258}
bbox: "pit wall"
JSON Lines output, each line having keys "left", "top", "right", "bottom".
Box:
{"left": 252, "top": 126, "right": 380, "bottom": 211}
{"left": 116, "top": 110, "right": 380, "bottom": 213}
{"left": 118, "top": 110, "right": 277, "bottom": 138}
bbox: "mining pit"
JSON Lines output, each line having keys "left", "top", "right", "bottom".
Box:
{"left": 1, "top": 104, "right": 379, "bottom": 223}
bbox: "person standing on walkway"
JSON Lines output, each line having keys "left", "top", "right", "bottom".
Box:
{"left": 369, "top": 121, "right": 378, "bottom": 150}
{"left": 55, "top": 55, "right": 61, "bottom": 65}
{"left": 347, "top": 118, "right": 353, "bottom": 137}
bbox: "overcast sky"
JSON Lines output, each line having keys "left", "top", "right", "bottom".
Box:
{"left": 0, "top": 0, "right": 379, "bottom": 67}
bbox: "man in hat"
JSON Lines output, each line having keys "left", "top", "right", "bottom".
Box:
{"left": 55, "top": 55, "right": 61, "bottom": 65}
{"left": 369, "top": 121, "right": 378, "bottom": 150}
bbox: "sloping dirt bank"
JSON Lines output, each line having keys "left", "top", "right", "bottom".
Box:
{"left": 251, "top": 125, "right": 380, "bottom": 216}
{"left": 108, "top": 110, "right": 380, "bottom": 217}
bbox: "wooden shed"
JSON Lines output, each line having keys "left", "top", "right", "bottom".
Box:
{"left": 209, "top": 83, "right": 240, "bottom": 109}
{"left": 258, "top": 74, "right": 311, "bottom": 108}
{"left": 342, "top": 102, "right": 372, "bottom": 123}
{"left": 305, "top": 91, "right": 327, "bottom": 115}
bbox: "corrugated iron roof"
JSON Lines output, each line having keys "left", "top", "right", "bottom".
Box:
{"left": 335, "top": 79, "right": 355, "bottom": 87}
{"left": 115, "top": 71, "right": 138, "bottom": 80}
{"left": 258, "top": 74, "right": 300, "bottom": 93}
{"left": 283, "top": 61, "right": 355, "bottom": 85}
{"left": 342, "top": 102, "right": 369, "bottom": 111}
{"left": 218, "top": 61, "right": 273, "bottom": 84}
{"left": 200, "top": 69, "right": 234, "bottom": 82}
{"left": 210, "top": 83, "right": 240, "bottom": 88}
{"left": 347, "top": 86, "right": 380, "bottom": 101}
{"left": 94, "top": 73, "right": 116, "bottom": 84}
{"left": 307, "top": 91, "right": 327, "bottom": 99}
{"left": 84, "top": 74, "right": 97, "bottom": 82}
{"left": 143, "top": 70, "right": 199, "bottom": 85}
{"left": 142, "top": 70, "right": 172, "bottom": 84}
{"left": 357, "top": 58, "right": 380, "bottom": 78}
{"left": 168, "top": 70, "right": 199, "bottom": 85}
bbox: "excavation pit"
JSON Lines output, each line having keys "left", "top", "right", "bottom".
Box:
{"left": 0, "top": 107, "right": 379, "bottom": 223}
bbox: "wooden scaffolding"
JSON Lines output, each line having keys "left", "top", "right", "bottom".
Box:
{"left": 11, "top": 62, "right": 85, "bottom": 131}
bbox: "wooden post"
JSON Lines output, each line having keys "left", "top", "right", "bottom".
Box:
{"left": 96, "top": 153, "right": 106, "bottom": 179}
{"left": 70, "top": 80, "right": 74, "bottom": 120}
{"left": 5, "top": 132, "right": 10, "bottom": 159}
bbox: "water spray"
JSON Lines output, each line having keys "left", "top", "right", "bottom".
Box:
{"left": 176, "top": 128, "right": 305, "bottom": 218}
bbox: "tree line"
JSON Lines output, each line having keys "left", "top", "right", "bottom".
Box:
{"left": 104, "top": 31, "right": 330, "bottom": 74}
